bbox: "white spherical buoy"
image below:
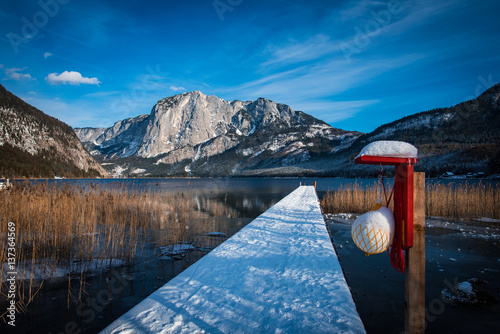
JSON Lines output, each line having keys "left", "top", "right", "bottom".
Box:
{"left": 351, "top": 206, "right": 395, "bottom": 255}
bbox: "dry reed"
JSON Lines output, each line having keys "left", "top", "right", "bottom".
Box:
{"left": 0, "top": 181, "right": 233, "bottom": 314}
{"left": 321, "top": 181, "right": 499, "bottom": 220}
{"left": 425, "top": 182, "right": 499, "bottom": 219}
{"left": 321, "top": 181, "right": 387, "bottom": 214}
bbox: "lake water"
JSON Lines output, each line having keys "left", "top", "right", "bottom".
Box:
{"left": 1, "top": 177, "right": 498, "bottom": 333}
{"left": 326, "top": 214, "right": 500, "bottom": 333}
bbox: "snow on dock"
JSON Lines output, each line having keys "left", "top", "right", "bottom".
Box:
{"left": 100, "top": 186, "right": 366, "bottom": 334}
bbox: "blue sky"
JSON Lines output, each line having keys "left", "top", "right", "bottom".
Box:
{"left": 0, "top": 0, "right": 499, "bottom": 132}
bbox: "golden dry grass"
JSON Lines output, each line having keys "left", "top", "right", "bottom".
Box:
{"left": 425, "top": 182, "right": 499, "bottom": 219}
{"left": 321, "top": 181, "right": 499, "bottom": 220}
{"left": 321, "top": 181, "right": 388, "bottom": 214}
{"left": 0, "top": 181, "right": 232, "bottom": 311}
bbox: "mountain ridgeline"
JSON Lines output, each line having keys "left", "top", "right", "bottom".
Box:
{"left": 76, "top": 84, "right": 500, "bottom": 178}
{"left": 345, "top": 83, "right": 500, "bottom": 177}
{"left": 75, "top": 91, "right": 361, "bottom": 177}
{"left": 0, "top": 84, "right": 108, "bottom": 178}
{"left": 2, "top": 80, "right": 497, "bottom": 179}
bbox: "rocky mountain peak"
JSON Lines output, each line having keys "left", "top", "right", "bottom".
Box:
{"left": 75, "top": 91, "right": 360, "bottom": 177}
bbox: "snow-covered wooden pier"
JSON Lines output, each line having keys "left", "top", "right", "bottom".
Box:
{"left": 100, "top": 186, "right": 366, "bottom": 334}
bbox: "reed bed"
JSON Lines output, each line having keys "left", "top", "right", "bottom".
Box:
{"left": 321, "top": 181, "right": 500, "bottom": 220}
{"left": 425, "top": 182, "right": 499, "bottom": 219}
{"left": 321, "top": 182, "right": 386, "bottom": 214}
{"left": 0, "top": 181, "right": 233, "bottom": 312}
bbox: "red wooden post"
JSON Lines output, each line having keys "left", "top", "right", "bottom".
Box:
{"left": 405, "top": 172, "right": 425, "bottom": 334}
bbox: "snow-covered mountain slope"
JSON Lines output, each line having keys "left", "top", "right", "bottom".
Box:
{"left": 78, "top": 114, "right": 150, "bottom": 158}
{"left": 75, "top": 84, "right": 500, "bottom": 178}
{"left": 0, "top": 84, "right": 109, "bottom": 178}
{"left": 333, "top": 83, "right": 500, "bottom": 177}
{"left": 75, "top": 91, "right": 362, "bottom": 177}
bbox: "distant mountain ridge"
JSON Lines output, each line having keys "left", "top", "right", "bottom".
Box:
{"left": 0, "top": 84, "right": 108, "bottom": 178}
{"left": 75, "top": 91, "right": 362, "bottom": 177}
{"left": 75, "top": 84, "right": 500, "bottom": 178}
{"left": 341, "top": 83, "right": 500, "bottom": 176}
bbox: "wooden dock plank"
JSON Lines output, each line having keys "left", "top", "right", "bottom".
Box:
{"left": 101, "top": 186, "right": 365, "bottom": 334}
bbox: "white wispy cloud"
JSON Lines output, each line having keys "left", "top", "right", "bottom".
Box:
{"left": 240, "top": 53, "right": 423, "bottom": 98}
{"left": 338, "top": 0, "right": 385, "bottom": 22}
{"left": 0, "top": 64, "right": 4, "bottom": 69}
{"left": 211, "top": 1, "right": 439, "bottom": 125}
{"left": 336, "top": 0, "right": 460, "bottom": 47}
{"left": 170, "top": 86, "right": 186, "bottom": 91}
{"left": 220, "top": 50, "right": 424, "bottom": 123}
{"left": 4, "top": 67, "right": 35, "bottom": 81}
{"left": 262, "top": 35, "right": 340, "bottom": 67}
{"left": 375, "top": 0, "right": 461, "bottom": 37}
{"left": 44, "top": 52, "right": 53, "bottom": 59}
{"left": 83, "top": 91, "right": 122, "bottom": 98}
{"left": 46, "top": 71, "right": 101, "bottom": 86}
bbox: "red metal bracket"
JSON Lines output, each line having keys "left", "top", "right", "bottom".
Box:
{"left": 354, "top": 156, "right": 418, "bottom": 166}
{"left": 355, "top": 155, "right": 417, "bottom": 249}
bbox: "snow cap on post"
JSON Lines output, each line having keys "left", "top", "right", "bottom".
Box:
{"left": 356, "top": 140, "right": 418, "bottom": 159}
